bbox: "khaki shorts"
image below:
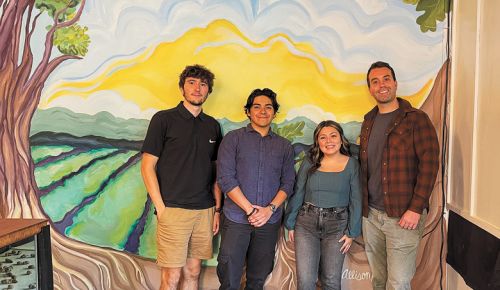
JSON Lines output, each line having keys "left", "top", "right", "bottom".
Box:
{"left": 156, "top": 207, "right": 214, "bottom": 268}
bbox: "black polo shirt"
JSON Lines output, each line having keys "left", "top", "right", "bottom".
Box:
{"left": 142, "top": 101, "right": 222, "bottom": 209}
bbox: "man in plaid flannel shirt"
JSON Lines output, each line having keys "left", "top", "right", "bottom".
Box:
{"left": 359, "top": 61, "right": 440, "bottom": 290}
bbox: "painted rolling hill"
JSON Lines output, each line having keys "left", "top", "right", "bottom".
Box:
{"left": 30, "top": 107, "right": 361, "bottom": 263}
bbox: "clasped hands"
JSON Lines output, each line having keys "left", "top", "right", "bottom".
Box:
{"left": 247, "top": 205, "right": 273, "bottom": 227}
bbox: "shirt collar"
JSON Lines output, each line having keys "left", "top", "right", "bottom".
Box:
{"left": 364, "top": 97, "right": 416, "bottom": 121}
{"left": 245, "top": 123, "right": 275, "bottom": 137}
{"left": 177, "top": 101, "right": 207, "bottom": 121}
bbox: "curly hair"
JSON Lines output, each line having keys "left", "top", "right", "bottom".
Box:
{"left": 178, "top": 64, "right": 215, "bottom": 93}
{"left": 307, "top": 120, "right": 351, "bottom": 176}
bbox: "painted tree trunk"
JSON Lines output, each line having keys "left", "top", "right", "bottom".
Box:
{"left": 0, "top": 1, "right": 157, "bottom": 288}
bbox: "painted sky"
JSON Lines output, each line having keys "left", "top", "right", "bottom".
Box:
{"left": 38, "top": 0, "right": 447, "bottom": 122}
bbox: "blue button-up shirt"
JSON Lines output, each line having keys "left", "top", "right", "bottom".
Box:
{"left": 217, "top": 124, "right": 296, "bottom": 224}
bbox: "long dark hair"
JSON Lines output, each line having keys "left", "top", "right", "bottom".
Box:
{"left": 307, "top": 120, "right": 351, "bottom": 176}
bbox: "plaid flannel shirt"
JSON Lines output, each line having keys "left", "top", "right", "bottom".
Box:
{"left": 359, "top": 98, "right": 439, "bottom": 218}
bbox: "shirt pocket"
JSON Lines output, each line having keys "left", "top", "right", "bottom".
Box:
{"left": 389, "top": 124, "right": 412, "bottom": 151}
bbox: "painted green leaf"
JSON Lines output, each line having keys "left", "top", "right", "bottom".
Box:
{"left": 404, "top": 0, "right": 451, "bottom": 33}
{"left": 276, "top": 121, "right": 305, "bottom": 143}
{"left": 53, "top": 24, "right": 90, "bottom": 56}
{"left": 294, "top": 150, "right": 306, "bottom": 171}
{"left": 35, "top": 0, "right": 80, "bottom": 22}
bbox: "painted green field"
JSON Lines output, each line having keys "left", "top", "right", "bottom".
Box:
{"left": 31, "top": 145, "right": 74, "bottom": 163}
{"left": 66, "top": 162, "right": 148, "bottom": 249}
{"left": 35, "top": 148, "right": 117, "bottom": 188}
{"left": 41, "top": 151, "right": 137, "bottom": 222}
{"left": 33, "top": 145, "right": 157, "bottom": 259}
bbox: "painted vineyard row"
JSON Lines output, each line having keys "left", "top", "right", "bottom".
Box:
{"left": 33, "top": 145, "right": 159, "bottom": 260}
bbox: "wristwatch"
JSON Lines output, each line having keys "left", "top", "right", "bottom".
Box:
{"left": 214, "top": 208, "right": 222, "bottom": 214}
{"left": 268, "top": 203, "right": 277, "bottom": 213}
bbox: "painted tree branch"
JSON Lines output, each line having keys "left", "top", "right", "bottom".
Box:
{"left": 15, "top": 7, "right": 41, "bottom": 103}
{"left": 27, "top": 0, "right": 86, "bottom": 91}
{"left": 0, "top": 1, "right": 32, "bottom": 64}
{"left": 19, "top": 55, "right": 80, "bottom": 114}
{"left": 0, "top": 1, "right": 23, "bottom": 60}
{"left": 11, "top": 2, "right": 24, "bottom": 68}
{"left": 17, "top": 2, "right": 37, "bottom": 81}
{"left": 55, "top": 0, "right": 87, "bottom": 29}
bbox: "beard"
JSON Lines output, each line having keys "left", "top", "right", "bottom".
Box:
{"left": 186, "top": 98, "right": 205, "bottom": 106}
{"left": 183, "top": 92, "right": 207, "bottom": 107}
{"left": 375, "top": 93, "right": 396, "bottom": 104}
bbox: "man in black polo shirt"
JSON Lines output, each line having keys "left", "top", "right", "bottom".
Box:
{"left": 141, "top": 64, "right": 222, "bottom": 290}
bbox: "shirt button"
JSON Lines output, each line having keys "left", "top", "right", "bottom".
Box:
{"left": 383, "top": 177, "right": 386, "bottom": 180}
{"left": 383, "top": 162, "right": 387, "bottom": 166}
{"left": 384, "top": 191, "right": 387, "bottom": 194}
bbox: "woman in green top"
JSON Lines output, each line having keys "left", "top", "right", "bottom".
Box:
{"left": 284, "top": 120, "right": 362, "bottom": 290}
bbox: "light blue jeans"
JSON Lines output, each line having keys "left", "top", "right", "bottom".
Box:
{"left": 294, "top": 204, "right": 348, "bottom": 290}
{"left": 362, "top": 207, "right": 427, "bottom": 290}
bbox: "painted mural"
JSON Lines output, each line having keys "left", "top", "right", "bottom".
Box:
{"left": 0, "top": 0, "right": 450, "bottom": 289}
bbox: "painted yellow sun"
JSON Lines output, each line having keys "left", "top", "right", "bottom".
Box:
{"left": 40, "top": 19, "right": 432, "bottom": 123}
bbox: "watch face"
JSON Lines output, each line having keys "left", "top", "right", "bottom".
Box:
{"left": 270, "top": 204, "right": 276, "bottom": 212}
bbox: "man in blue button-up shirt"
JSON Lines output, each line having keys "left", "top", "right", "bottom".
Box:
{"left": 216, "top": 88, "right": 295, "bottom": 290}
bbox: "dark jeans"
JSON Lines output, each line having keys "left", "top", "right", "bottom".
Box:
{"left": 294, "top": 204, "right": 348, "bottom": 290}
{"left": 217, "top": 214, "right": 281, "bottom": 290}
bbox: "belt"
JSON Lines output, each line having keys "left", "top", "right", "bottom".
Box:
{"left": 302, "top": 203, "right": 346, "bottom": 214}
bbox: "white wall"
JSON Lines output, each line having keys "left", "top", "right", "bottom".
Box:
{"left": 448, "top": 0, "right": 500, "bottom": 242}
{"left": 447, "top": 0, "right": 500, "bottom": 288}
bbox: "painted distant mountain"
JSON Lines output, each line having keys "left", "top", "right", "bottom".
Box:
{"left": 31, "top": 107, "right": 362, "bottom": 144}
{"left": 31, "top": 107, "right": 150, "bottom": 141}
{"left": 219, "top": 116, "right": 360, "bottom": 144}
